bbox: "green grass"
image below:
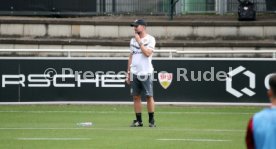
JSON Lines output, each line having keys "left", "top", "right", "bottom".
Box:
{"left": 0, "top": 105, "right": 263, "bottom": 149}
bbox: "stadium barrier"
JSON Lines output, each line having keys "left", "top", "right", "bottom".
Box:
{"left": 0, "top": 49, "right": 275, "bottom": 58}
{"left": 0, "top": 57, "right": 275, "bottom": 103}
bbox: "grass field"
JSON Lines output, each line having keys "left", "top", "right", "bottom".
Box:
{"left": 0, "top": 104, "right": 263, "bottom": 149}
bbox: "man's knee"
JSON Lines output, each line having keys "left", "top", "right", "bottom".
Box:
{"left": 146, "top": 96, "right": 154, "bottom": 101}
{"left": 133, "top": 96, "right": 141, "bottom": 101}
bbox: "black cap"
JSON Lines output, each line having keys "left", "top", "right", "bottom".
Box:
{"left": 130, "top": 19, "right": 147, "bottom": 27}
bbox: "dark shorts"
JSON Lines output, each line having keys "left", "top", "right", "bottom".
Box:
{"left": 130, "top": 74, "right": 153, "bottom": 97}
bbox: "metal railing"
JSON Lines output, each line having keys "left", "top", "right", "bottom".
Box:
{"left": 0, "top": 49, "right": 176, "bottom": 58}
{"left": 102, "top": 0, "right": 168, "bottom": 15}
{"left": 0, "top": 49, "right": 275, "bottom": 59}
{"left": 0, "top": 0, "right": 274, "bottom": 16}
{"left": 181, "top": 0, "right": 216, "bottom": 14}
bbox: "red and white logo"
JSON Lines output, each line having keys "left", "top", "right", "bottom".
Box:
{"left": 158, "top": 72, "right": 173, "bottom": 89}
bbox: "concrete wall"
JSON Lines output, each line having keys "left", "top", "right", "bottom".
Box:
{"left": 0, "top": 23, "right": 275, "bottom": 39}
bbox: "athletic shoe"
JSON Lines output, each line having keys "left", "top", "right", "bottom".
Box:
{"left": 130, "top": 120, "right": 143, "bottom": 127}
{"left": 149, "top": 120, "right": 156, "bottom": 127}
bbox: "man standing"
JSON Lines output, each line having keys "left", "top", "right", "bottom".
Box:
{"left": 246, "top": 74, "right": 276, "bottom": 149}
{"left": 126, "top": 19, "right": 156, "bottom": 127}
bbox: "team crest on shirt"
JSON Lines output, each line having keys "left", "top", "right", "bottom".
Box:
{"left": 158, "top": 72, "right": 173, "bottom": 89}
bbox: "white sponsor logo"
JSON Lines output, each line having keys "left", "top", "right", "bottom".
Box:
{"left": 226, "top": 66, "right": 255, "bottom": 98}
{"left": 2, "top": 74, "right": 125, "bottom": 88}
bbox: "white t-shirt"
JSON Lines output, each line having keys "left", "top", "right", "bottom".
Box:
{"left": 130, "top": 34, "right": 156, "bottom": 75}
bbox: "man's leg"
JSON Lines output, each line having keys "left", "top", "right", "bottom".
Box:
{"left": 134, "top": 95, "right": 142, "bottom": 123}
{"left": 141, "top": 74, "right": 155, "bottom": 127}
{"left": 146, "top": 96, "right": 155, "bottom": 127}
{"left": 130, "top": 74, "right": 143, "bottom": 127}
{"left": 146, "top": 96, "right": 154, "bottom": 113}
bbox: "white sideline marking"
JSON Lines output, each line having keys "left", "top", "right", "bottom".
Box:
{"left": 17, "top": 138, "right": 91, "bottom": 141}
{"left": 157, "top": 139, "right": 232, "bottom": 142}
{"left": 158, "top": 128, "right": 243, "bottom": 132}
{"left": 0, "top": 101, "right": 270, "bottom": 107}
{"left": 0, "top": 110, "right": 255, "bottom": 115}
{"left": 0, "top": 128, "right": 90, "bottom": 130}
{"left": 0, "top": 127, "right": 244, "bottom": 132}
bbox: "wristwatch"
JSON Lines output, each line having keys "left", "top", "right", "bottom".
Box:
{"left": 138, "top": 41, "right": 144, "bottom": 46}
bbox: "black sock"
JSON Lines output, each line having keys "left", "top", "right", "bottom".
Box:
{"left": 148, "top": 112, "right": 154, "bottom": 123}
{"left": 136, "top": 113, "right": 142, "bottom": 122}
